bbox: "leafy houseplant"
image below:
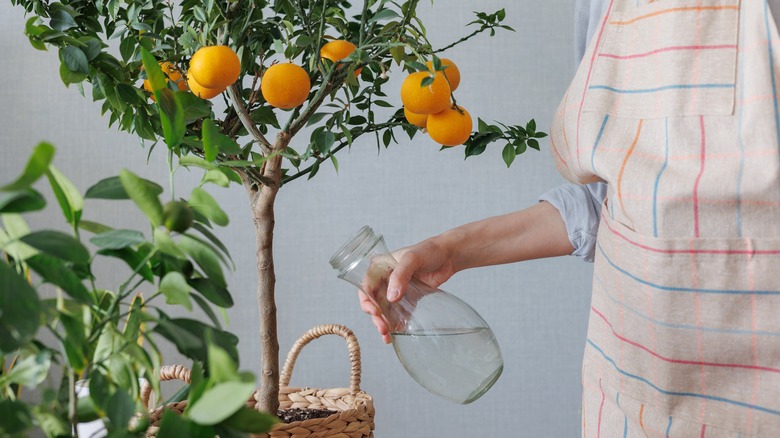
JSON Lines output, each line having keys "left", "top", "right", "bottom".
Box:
{"left": 0, "top": 143, "right": 276, "bottom": 436}
{"left": 8, "top": 0, "right": 546, "bottom": 417}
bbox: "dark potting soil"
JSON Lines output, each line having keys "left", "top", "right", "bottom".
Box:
{"left": 277, "top": 407, "right": 337, "bottom": 423}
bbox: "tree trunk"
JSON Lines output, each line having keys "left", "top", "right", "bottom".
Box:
{"left": 242, "top": 152, "right": 284, "bottom": 415}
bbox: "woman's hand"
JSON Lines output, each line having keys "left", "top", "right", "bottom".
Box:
{"left": 358, "top": 240, "right": 456, "bottom": 344}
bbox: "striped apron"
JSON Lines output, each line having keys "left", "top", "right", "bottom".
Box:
{"left": 550, "top": 0, "right": 780, "bottom": 436}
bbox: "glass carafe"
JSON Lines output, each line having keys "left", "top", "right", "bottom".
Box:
{"left": 330, "top": 226, "right": 503, "bottom": 404}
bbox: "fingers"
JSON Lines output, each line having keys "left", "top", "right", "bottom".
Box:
{"left": 387, "top": 251, "right": 420, "bottom": 302}
{"left": 359, "top": 290, "right": 391, "bottom": 343}
{"left": 358, "top": 290, "right": 380, "bottom": 315}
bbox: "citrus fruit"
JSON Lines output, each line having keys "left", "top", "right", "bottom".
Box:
{"left": 260, "top": 63, "right": 311, "bottom": 109}
{"left": 320, "top": 40, "right": 362, "bottom": 76}
{"left": 426, "top": 58, "right": 460, "bottom": 91}
{"left": 320, "top": 40, "right": 357, "bottom": 62}
{"left": 188, "top": 45, "right": 241, "bottom": 89}
{"left": 427, "top": 106, "right": 473, "bottom": 146}
{"left": 400, "top": 71, "right": 451, "bottom": 115}
{"left": 404, "top": 107, "right": 428, "bottom": 129}
{"left": 143, "top": 62, "right": 187, "bottom": 99}
{"left": 187, "top": 75, "right": 224, "bottom": 100}
{"left": 163, "top": 201, "right": 194, "bottom": 233}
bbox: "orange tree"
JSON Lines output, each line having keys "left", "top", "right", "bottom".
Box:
{"left": 9, "top": 0, "right": 545, "bottom": 415}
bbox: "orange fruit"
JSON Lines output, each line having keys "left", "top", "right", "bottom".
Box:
{"left": 143, "top": 62, "right": 187, "bottom": 99}
{"left": 187, "top": 75, "right": 224, "bottom": 100}
{"left": 425, "top": 58, "right": 460, "bottom": 91}
{"left": 427, "top": 106, "right": 473, "bottom": 146}
{"left": 403, "top": 107, "right": 428, "bottom": 129}
{"left": 188, "top": 45, "right": 241, "bottom": 89}
{"left": 400, "top": 71, "right": 451, "bottom": 115}
{"left": 320, "top": 40, "right": 361, "bottom": 76}
{"left": 320, "top": 40, "right": 356, "bottom": 62}
{"left": 260, "top": 63, "right": 311, "bottom": 109}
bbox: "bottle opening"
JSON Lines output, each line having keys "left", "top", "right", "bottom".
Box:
{"left": 329, "top": 225, "right": 381, "bottom": 278}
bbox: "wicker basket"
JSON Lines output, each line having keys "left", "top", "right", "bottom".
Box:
{"left": 142, "top": 324, "right": 375, "bottom": 437}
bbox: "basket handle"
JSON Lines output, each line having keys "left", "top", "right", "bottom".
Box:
{"left": 140, "top": 364, "right": 192, "bottom": 408}
{"left": 280, "top": 324, "right": 362, "bottom": 395}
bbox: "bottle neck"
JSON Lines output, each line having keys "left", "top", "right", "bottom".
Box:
{"left": 330, "top": 226, "right": 392, "bottom": 288}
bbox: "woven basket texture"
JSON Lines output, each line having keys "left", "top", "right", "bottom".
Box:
{"left": 142, "top": 324, "right": 375, "bottom": 437}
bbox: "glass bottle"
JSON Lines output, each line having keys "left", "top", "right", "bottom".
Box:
{"left": 330, "top": 226, "right": 503, "bottom": 404}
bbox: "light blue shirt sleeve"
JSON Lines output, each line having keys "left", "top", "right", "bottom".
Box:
{"left": 539, "top": 182, "right": 606, "bottom": 263}
{"left": 540, "top": 0, "right": 609, "bottom": 263}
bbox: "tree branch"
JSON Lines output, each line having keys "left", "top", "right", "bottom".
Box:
{"left": 282, "top": 120, "right": 407, "bottom": 184}
{"left": 227, "top": 84, "right": 273, "bottom": 154}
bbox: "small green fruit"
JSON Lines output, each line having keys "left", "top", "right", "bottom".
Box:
{"left": 163, "top": 201, "right": 194, "bottom": 233}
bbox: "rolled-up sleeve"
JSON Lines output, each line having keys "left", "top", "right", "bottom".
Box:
{"left": 539, "top": 182, "right": 606, "bottom": 263}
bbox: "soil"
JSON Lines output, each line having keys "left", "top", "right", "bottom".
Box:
{"left": 277, "top": 407, "right": 337, "bottom": 423}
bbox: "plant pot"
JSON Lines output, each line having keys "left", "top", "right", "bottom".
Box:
{"left": 142, "top": 324, "right": 375, "bottom": 437}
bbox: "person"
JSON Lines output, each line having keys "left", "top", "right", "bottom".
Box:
{"left": 359, "top": 0, "right": 780, "bottom": 436}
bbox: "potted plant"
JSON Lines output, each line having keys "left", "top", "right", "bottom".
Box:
{"left": 7, "top": 0, "right": 545, "bottom": 421}
{"left": 0, "top": 143, "right": 277, "bottom": 436}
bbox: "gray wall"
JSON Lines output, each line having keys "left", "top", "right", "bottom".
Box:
{"left": 0, "top": 1, "right": 594, "bottom": 436}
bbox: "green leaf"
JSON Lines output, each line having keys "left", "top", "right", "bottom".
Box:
{"left": 222, "top": 406, "right": 279, "bottom": 434}
{"left": 85, "top": 175, "right": 164, "bottom": 200}
{"left": 0, "top": 190, "right": 46, "bottom": 213}
{"left": 123, "top": 294, "right": 145, "bottom": 344}
{"left": 189, "top": 188, "right": 228, "bottom": 227}
{"left": 153, "top": 228, "right": 186, "bottom": 258}
{"left": 312, "top": 129, "right": 336, "bottom": 154}
{"left": 20, "top": 230, "right": 89, "bottom": 263}
{"left": 59, "top": 62, "right": 88, "bottom": 85}
{"left": 141, "top": 47, "right": 184, "bottom": 148}
{"left": 90, "top": 229, "right": 145, "bottom": 250}
{"left": 46, "top": 165, "right": 84, "bottom": 227}
{"left": 207, "top": 342, "right": 239, "bottom": 383}
{"left": 49, "top": 9, "right": 77, "bottom": 31}
{"left": 58, "top": 310, "right": 88, "bottom": 371}
{"left": 189, "top": 278, "right": 233, "bottom": 308}
{"left": 120, "top": 169, "right": 164, "bottom": 227}
{"left": 79, "top": 220, "right": 113, "bottom": 234}
{"left": 1, "top": 142, "right": 55, "bottom": 191}
{"left": 188, "top": 381, "right": 256, "bottom": 425}
{"left": 0, "top": 260, "right": 41, "bottom": 353}
{"left": 60, "top": 45, "right": 90, "bottom": 74}
{"left": 26, "top": 254, "right": 91, "bottom": 302}
{"left": 201, "top": 170, "right": 230, "bottom": 188}
{"left": 88, "top": 370, "right": 112, "bottom": 413}
{"left": 157, "top": 410, "right": 196, "bottom": 438}
{"left": 0, "top": 215, "right": 39, "bottom": 261}
{"left": 191, "top": 293, "right": 223, "bottom": 328}
{"left": 178, "top": 92, "right": 213, "bottom": 123}
{"left": 190, "top": 222, "right": 233, "bottom": 266}
{"left": 105, "top": 389, "right": 135, "bottom": 432}
{"left": 502, "top": 143, "right": 516, "bottom": 168}
{"left": 140, "top": 47, "right": 166, "bottom": 92}
{"left": 527, "top": 138, "right": 540, "bottom": 150}
{"left": 368, "top": 8, "right": 400, "bottom": 22}
{"left": 0, "top": 351, "right": 51, "bottom": 387}
{"left": 160, "top": 272, "right": 192, "bottom": 310}
{"left": 155, "top": 316, "right": 238, "bottom": 364}
{"left": 250, "top": 106, "right": 281, "bottom": 129}
{"left": 0, "top": 399, "right": 34, "bottom": 435}
{"left": 179, "top": 235, "right": 225, "bottom": 287}
{"left": 526, "top": 119, "right": 536, "bottom": 134}
{"left": 202, "top": 119, "right": 219, "bottom": 162}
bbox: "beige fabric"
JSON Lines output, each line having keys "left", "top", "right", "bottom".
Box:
{"left": 551, "top": 0, "right": 780, "bottom": 436}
